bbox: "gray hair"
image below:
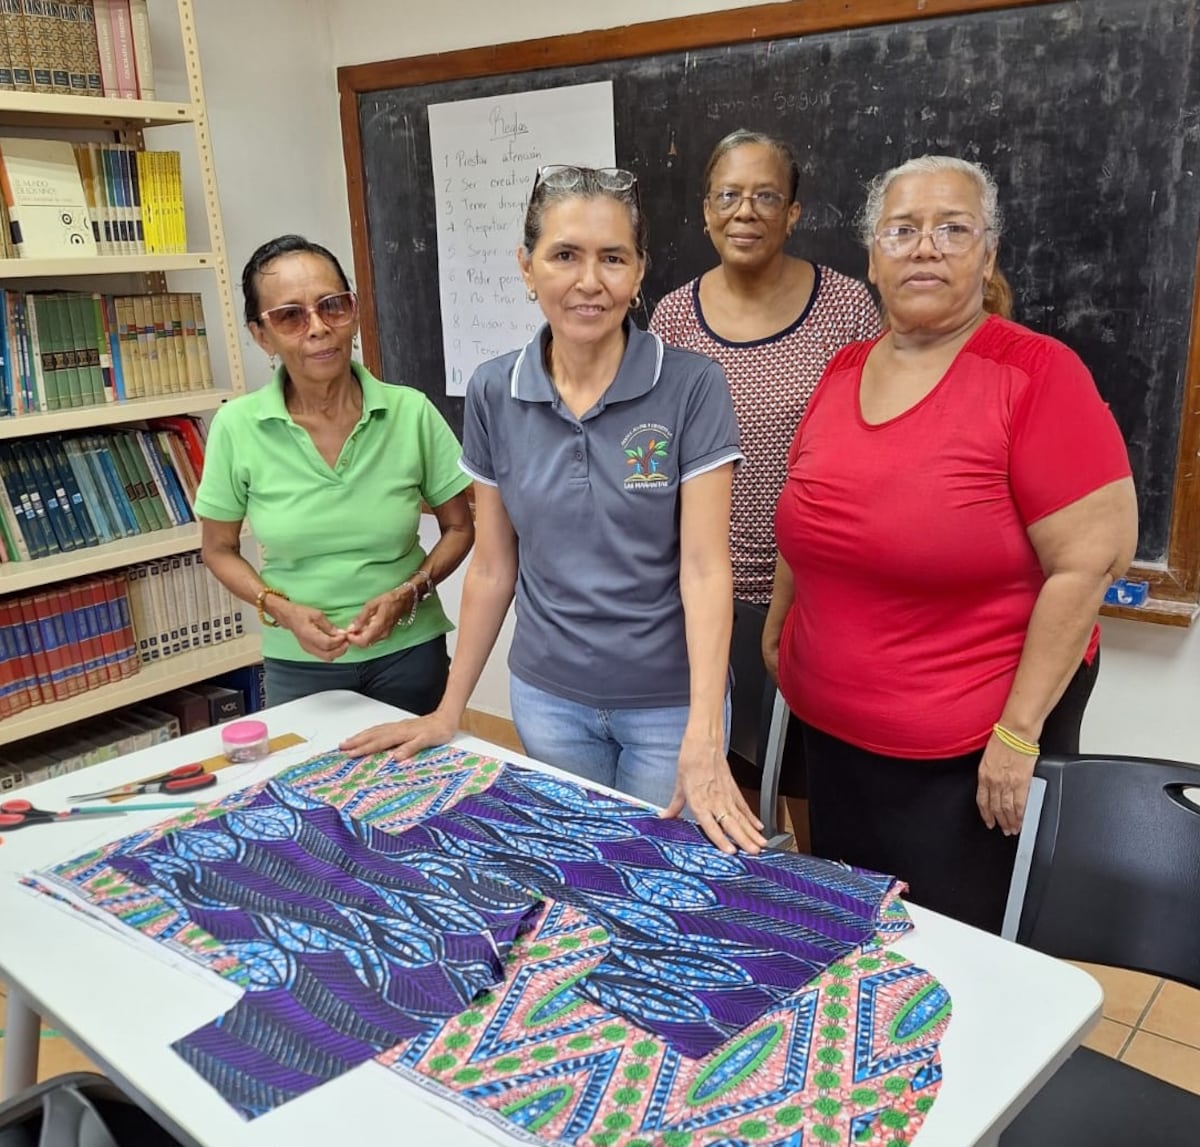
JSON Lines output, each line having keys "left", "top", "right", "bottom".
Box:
{"left": 859, "top": 155, "right": 1003, "bottom": 249}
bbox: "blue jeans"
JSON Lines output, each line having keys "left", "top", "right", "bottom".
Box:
{"left": 264, "top": 636, "right": 449, "bottom": 713}
{"left": 510, "top": 674, "right": 731, "bottom": 809}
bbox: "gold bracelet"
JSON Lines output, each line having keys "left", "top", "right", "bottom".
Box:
{"left": 993, "top": 722, "right": 1040, "bottom": 757}
{"left": 255, "top": 585, "right": 289, "bottom": 628}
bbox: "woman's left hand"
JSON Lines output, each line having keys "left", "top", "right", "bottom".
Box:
{"left": 976, "top": 732, "right": 1038, "bottom": 835}
{"left": 345, "top": 585, "right": 416, "bottom": 649}
{"left": 662, "top": 734, "right": 767, "bottom": 855}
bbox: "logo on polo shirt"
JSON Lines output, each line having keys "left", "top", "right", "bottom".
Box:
{"left": 622, "top": 422, "right": 673, "bottom": 491}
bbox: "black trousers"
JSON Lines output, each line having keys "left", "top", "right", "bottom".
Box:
{"left": 801, "top": 654, "right": 1099, "bottom": 934}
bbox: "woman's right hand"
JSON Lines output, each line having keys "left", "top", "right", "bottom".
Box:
{"left": 270, "top": 599, "right": 350, "bottom": 662}
{"left": 339, "top": 709, "right": 459, "bottom": 761}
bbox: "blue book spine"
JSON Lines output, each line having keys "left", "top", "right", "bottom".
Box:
{"left": 63, "top": 438, "right": 113, "bottom": 542}
{"left": 16, "top": 441, "right": 77, "bottom": 552}
{"left": 92, "top": 437, "right": 139, "bottom": 535}
{"left": 48, "top": 438, "right": 98, "bottom": 547}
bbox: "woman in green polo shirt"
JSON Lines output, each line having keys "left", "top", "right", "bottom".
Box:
{"left": 195, "top": 235, "right": 475, "bottom": 712}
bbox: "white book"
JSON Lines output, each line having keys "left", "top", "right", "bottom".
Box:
{"left": 0, "top": 138, "right": 96, "bottom": 258}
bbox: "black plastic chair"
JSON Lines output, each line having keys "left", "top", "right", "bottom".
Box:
{"left": 999, "top": 754, "right": 1200, "bottom": 1145}
{"left": 0, "top": 1072, "right": 184, "bottom": 1147}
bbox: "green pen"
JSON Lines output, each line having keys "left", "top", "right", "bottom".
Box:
{"left": 69, "top": 802, "right": 202, "bottom": 815}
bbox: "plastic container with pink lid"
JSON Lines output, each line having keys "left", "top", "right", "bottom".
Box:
{"left": 221, "top": 719, "right": 270, "bottom": 763}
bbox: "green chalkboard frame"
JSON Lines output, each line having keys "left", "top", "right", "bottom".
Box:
{"left": 337, "top": 0, "right": 1200, "bottom": 626}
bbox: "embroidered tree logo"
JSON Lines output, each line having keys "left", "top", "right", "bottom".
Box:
{"left": 625, "top": 438, "right": 669, "bottom": 477}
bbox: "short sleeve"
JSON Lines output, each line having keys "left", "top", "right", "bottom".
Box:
{"left": 416, "top": 397, "right": 472, "bottom": 507}
{"left": 678, "top": 357, "right": 743, "bottom": 481}
{"left": 1009, "top": 344, "right": 1132, "bottom": 525}
{"left": 459, "top": 368, "right": 497, "bottom": 486}
{"left": 193, "top": 404, "right": 249, "bottom": 521}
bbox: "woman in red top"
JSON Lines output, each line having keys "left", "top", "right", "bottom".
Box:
{"left": 763, "top": 156, "right": 1138, "bottom": 932}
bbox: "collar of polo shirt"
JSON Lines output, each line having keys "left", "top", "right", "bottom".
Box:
{"left": 509, "top": 321, "right": 666, "bottom": 412}
{"left": 254, "top": 360, "right": 389, "bottom": 423}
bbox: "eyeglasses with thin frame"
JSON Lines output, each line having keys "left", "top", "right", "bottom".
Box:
{"left": 258, "top": 291, "right": 358, "bottom": 337}
{"left": 874, "top": 223, "right": 990, "bottom": 257}
{"left": 706, "top": 188, "right": 791, "bottom": 219}
{"left": 533, "top": 164, "right": 638, "bottom": 195}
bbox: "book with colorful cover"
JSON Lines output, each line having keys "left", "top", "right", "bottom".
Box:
{"left": 0, "top": 137, "right": 96, "bottom": 259}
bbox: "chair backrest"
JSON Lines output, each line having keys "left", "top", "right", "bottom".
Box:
{"left": 1004, "top": 754, "right": 1200, "bottom": 989}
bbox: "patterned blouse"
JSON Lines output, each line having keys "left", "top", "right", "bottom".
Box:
{"left": 651, "top": 266, "right": 880, "bottom": 603}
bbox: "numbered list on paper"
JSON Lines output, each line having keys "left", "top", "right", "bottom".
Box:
{"left": 427, "top": 82, "right": 616, "bottom": 396}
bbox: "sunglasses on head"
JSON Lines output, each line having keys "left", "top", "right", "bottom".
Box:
{"left": 258, "top": 291, "right": 358, "bottom": 337}
{"left": 529, "top": 164, "right": 639, "bottom": 204}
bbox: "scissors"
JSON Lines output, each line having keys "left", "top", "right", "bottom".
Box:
{"left": 0, "top": 800, "right": 128, "bottom": 831}
{"left": 69, "top": 762, "right": 218, "bottom": 802}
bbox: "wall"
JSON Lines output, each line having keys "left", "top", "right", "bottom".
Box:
{"left": 197, "top": 0, "right": 1200, "bottom": 752}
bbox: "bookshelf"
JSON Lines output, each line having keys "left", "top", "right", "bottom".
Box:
{"left": 0, "top": 635, "right": 261, "bottom": 748}
{"left": 0, "top": 0, "right": 259, "bottom": 745}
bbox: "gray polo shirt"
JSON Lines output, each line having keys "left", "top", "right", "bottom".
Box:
{"left": 461, "top": 321, "right": 741, "bottom": 708}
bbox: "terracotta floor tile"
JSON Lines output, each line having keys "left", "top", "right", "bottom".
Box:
{"left": 1070, "top": 961, "right": 1161, "bottom": 1025}
{"left": 1121, "top": 1032, "right": 1200, "bottom": 1096}
{"left": 1081, "top": 1017, "right": 1133, "bottom": 1058}
{"left": 1140, "top": 980, "right": 1200, "bottom": 1049}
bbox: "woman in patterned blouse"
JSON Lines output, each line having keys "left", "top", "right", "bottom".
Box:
{"left": 650, "top": 129, "right": 879, "bottom": 839}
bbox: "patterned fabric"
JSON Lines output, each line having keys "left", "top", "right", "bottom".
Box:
{"left": 105, "top": 785, "right": 543, "bottom": 1116}
{"left": 32, "top": 747, "right": 951, "bottom": 1142}
{"left": 650, "top": 268, "right": 880, "bottom": 603}
{"left": 390, "top": 765, "right": 902, "bottom": 1057}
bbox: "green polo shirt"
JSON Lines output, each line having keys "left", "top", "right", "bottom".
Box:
{"left": 195, "top": 362, "right": 471, "bottom": 663}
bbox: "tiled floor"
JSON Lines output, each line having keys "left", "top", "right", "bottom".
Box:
{"left": 3, "top": 712, "right": 1198, "bottom": 1100}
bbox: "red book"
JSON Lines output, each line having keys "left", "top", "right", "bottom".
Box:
{"left": 2, "top": 598, "right": 39, "bottom": 715}
{"left": 83, "top": 576, "right": 118, "bottom": 684}
{"left": 107, "top": 0, "right": 138, "bottom": 99}
{"left": 28, "top": 590, "right": 69, "bottom": 702}
{"left": 103, "top": 573, "right": 139, "bottom": 679}
{"left": 16, "top": 595, "right": 54, "bottom": 705}
{"left": 49, "top": 586, "right": 88, "bottom": 699}
{"left": 69, "top": 582, "right": 107, "bottom": 692}
{"left": 149, "top": 416, "right": 206, "bottom": 479}
{"left": 0, "top": 598, "right": 18, "bottom": 717}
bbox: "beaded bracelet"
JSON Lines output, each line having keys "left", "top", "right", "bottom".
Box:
{"left": 396, "top": 578, "right": 425, "bottom": 628}
{"left": 993, "top": 722, "right": 1040, "bottom": 757}
{"left": 255, "top": 585, "right": 289, "bottom": 628}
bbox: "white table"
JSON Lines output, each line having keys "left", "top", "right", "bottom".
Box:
{"left": 0, "top": 691, "right": 1101, "bottom": 1146}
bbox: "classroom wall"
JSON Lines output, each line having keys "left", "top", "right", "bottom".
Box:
{"left": 197, "top": 0, "right": 1200, "bottom": 757}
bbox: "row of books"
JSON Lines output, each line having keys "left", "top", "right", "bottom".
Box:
{"left": 0, "top": 138, "right": 185, "bottom": 259}
{"left": 0, "top": 570, "right": 139, "bottom": 716}
{"left": 127, "top": 551, "right": 246, "bottom": 665}
{"left": 0, "top": 290, "right": 214, "bottom": 416}
{"left": 0, "top": 668, "right": 262, "bottom": 790}
{"left": 0, "top": 0, "right": 154, "bottom": 100}
{"left": 0, "top": 701, "right": 179, "bottom": 791}
{"left": 0, "top": 418, "right": 205, "bottom": 561}
{"left": 0, "top": 550, "right": 247, "bottom": 718}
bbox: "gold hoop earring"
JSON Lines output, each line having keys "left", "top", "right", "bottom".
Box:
{"left": 629, "top": 294, "right": 642, "bottom": 309}
{"left": 702, "top": 225, "right": 709, "bottom": 235}
{"left": 526, "top": 288, "right": 537, "bottom": 302}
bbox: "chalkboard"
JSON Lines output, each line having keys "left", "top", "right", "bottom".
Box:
{"left": 343, "top": 0, "right": 1200, "bottom": 570}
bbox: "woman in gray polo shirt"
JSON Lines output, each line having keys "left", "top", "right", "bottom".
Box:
{"left": 345, "top": 166, "right": 767, "bottom": 855}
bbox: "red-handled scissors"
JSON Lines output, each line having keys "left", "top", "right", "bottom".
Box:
{"left": 0, "top": 800, "right": 128, "bottom": 831}
{"left": 69, "top": 762, "right": 218, "bottom": 801}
